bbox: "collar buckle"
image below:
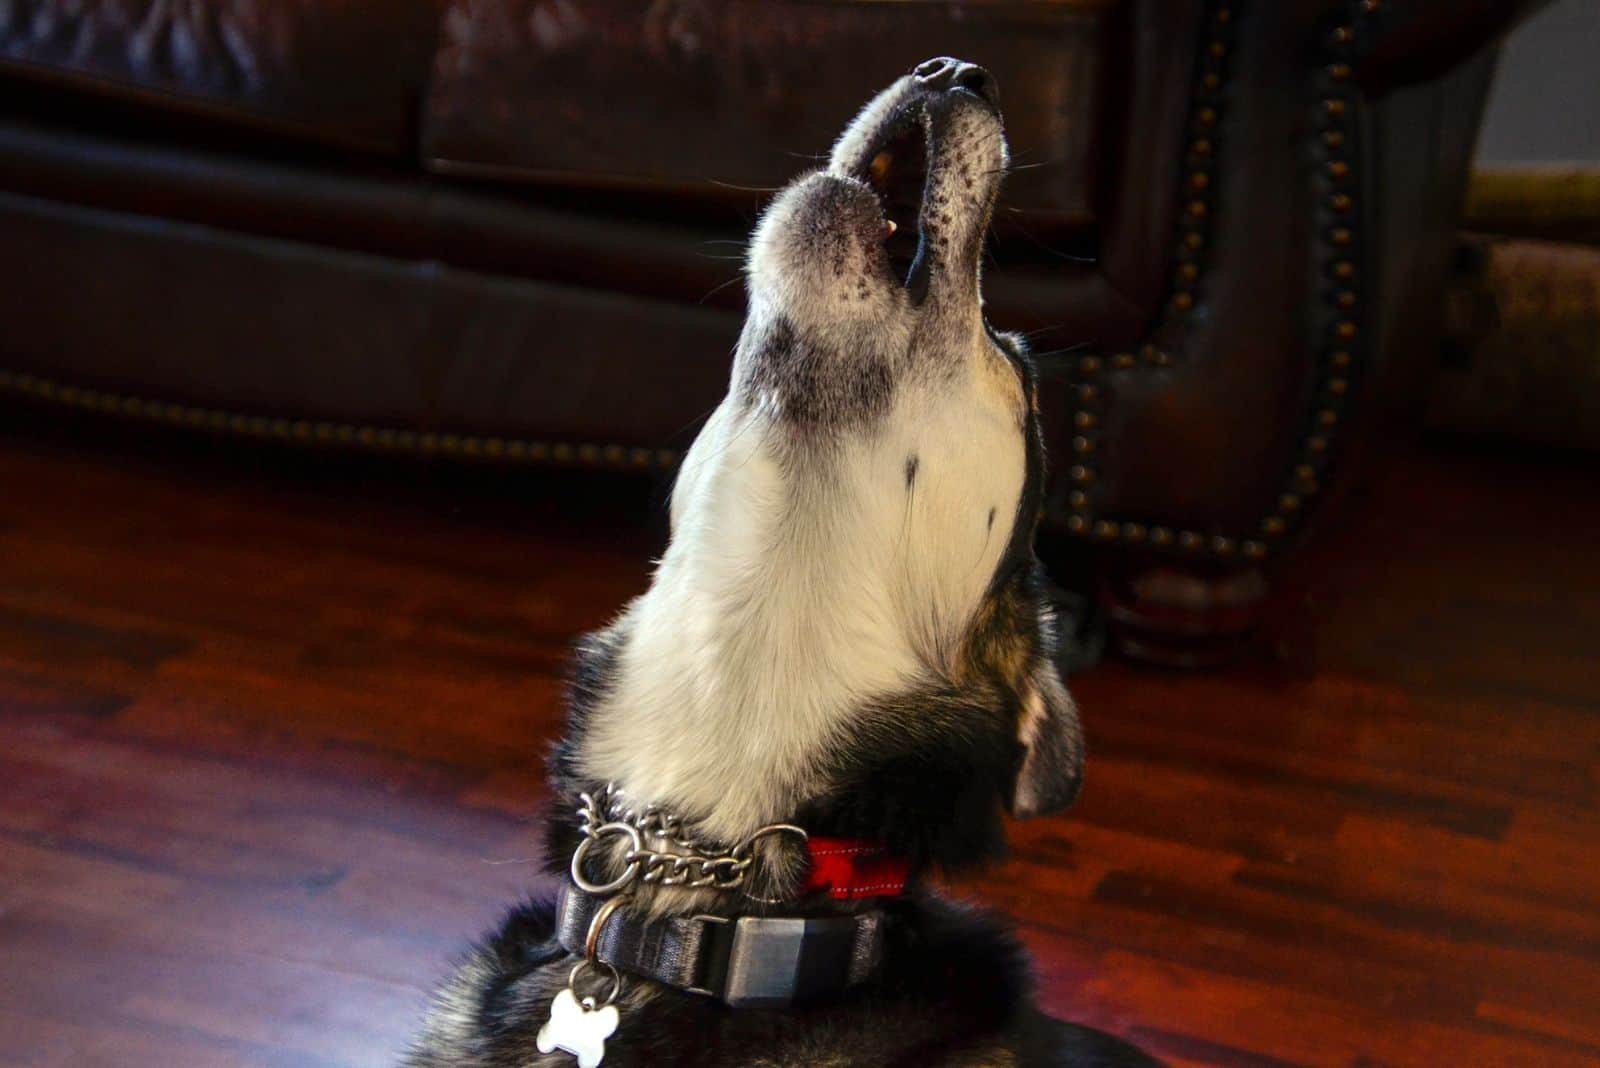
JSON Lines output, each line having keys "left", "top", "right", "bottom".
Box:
{"left": 717, "top": 914, "right": 883, "bottom": 1008}
{"left": 556, "top": 884, "right": 887, "bottom": 1008}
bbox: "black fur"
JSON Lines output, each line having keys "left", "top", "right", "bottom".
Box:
{"left": 987, "top": 327, "right": 1049, "bottom": 598}
{"left": 796, "top": 651, "right": 1027, "bottom": 876}
{"left": 542, "top": 620, "right": 631, "bottom": 874}
{"left": 405, "top": 893, "right": 1159, "bottom": 1068}
{"left": 739, "top": 309, "right": 899, "bottom": 434}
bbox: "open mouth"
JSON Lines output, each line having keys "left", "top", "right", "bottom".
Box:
{"left": 861, "top": 108, "right": 934, "bottom": 305}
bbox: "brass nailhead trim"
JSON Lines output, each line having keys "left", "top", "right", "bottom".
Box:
{"left": 0, "top": 369, "right": 679, "bottom": 471}
{"left": 1063, "top": 0, "right": 1377, "bottom": 561}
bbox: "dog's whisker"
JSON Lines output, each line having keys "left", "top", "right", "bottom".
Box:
{"left": 994, "top": 215, "right": 1099, "bottom": 264}
{"left": 1027, "top": 342, "right": 1093, "bottom": 362}
{"left": 986, "top": 159, "right": 1067, "bottom": 177}
{"left": 707, "top": 178, "right": 786, "bottom": 193}
{"left": 696, "top": 275, "right": 745, "bottom": 304}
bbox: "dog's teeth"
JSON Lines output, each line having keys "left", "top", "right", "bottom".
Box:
{"left": 870, "top": 151, "right": 893, "bottom": 184}
{"left": 883, "top": 219, "right": 898, "bottom": 238}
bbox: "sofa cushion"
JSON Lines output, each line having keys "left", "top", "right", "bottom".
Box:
{"left": 0, "top": 0, "right": 441, "bottom": 156}
{"left": 422, "top": 0, "right": 1115, "bottom": 228}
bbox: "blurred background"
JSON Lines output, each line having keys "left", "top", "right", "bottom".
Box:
{"left": 0, "top": 1, "right": 1595, "bottom": 1066}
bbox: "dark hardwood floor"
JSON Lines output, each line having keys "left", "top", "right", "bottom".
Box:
{"left": 1, "top": 418, "right": 1596, "bottom": 1067}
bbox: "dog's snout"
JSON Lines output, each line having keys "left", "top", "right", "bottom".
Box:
{"left": 911, "top": 57, "right": 999, "bottom": 110}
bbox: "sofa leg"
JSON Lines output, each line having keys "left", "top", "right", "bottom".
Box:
{"left": 1099, "top": 563, "right": 1269, "bottom": 669}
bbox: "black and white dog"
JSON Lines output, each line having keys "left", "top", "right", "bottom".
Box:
{"left": 405, "top": 59, "right": 1156, "bottom": 1067}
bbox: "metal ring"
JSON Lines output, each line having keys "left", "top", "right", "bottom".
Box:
{"left": 570, "top": 823, "right": 643, "bottom": 894}
{"left": 568, "top": 958, "right": 622, "bottom": 1008}
{"left": 737, "top": 823, "right": 811, "bottom": 903}
{"left": 753, "top": 822, "right": 809, "bottom": 843}
{"left": 583, "top": 896, "right": 628, "bottom": 961}
{"left": 737, "top": 823, "right": 809, "bottom": 857}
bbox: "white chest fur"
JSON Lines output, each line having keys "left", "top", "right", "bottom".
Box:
{"left": 580, "top": 358, "right": 1025, "bottom": 844}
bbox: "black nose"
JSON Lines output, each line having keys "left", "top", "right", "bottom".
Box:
{"left": 912, "top": 57, "right": 1000, "bottom": 110}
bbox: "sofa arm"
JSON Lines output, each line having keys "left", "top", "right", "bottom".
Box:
{"left": 1047, "top": 0, "right": 1528, "bottom": 666}
{"left": 1355, "top": 0, "right": 1553, "bottom": 92}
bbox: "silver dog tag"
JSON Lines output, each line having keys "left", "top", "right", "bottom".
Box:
{"left": 536, "top": 988, "right": 619, "bottom": 1068}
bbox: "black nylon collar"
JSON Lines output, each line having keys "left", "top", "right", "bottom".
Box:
{"left": 555, "top": 883, "right": 887, "bottom": 1009}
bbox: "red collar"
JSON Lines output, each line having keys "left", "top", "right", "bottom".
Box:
{"left": 802, "top": 836, "right": 910, "bottom": 900}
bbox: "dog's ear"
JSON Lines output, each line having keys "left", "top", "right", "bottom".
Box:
{"left": 1007, "top": 656, "right": 1083, "bottom": 819}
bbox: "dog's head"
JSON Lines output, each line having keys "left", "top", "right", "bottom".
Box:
{"left": 552, "top": 60, "right": 1082, "bottom": 890}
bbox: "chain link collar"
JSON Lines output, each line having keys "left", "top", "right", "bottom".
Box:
{"left": 569, "top": 784, "right": 808, "bottom": 898}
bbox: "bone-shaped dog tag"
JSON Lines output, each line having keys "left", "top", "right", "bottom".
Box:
{"left": 537, "top": 988, "right": 619, "bottom": 1068}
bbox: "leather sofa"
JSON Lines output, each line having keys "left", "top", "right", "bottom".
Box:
{"left": 0, "top": 0, "right": 1541, "bottom": 665}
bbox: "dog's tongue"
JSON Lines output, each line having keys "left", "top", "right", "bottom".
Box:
{"left": 803, "top": 838, "right": 910, "bottom": 900}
